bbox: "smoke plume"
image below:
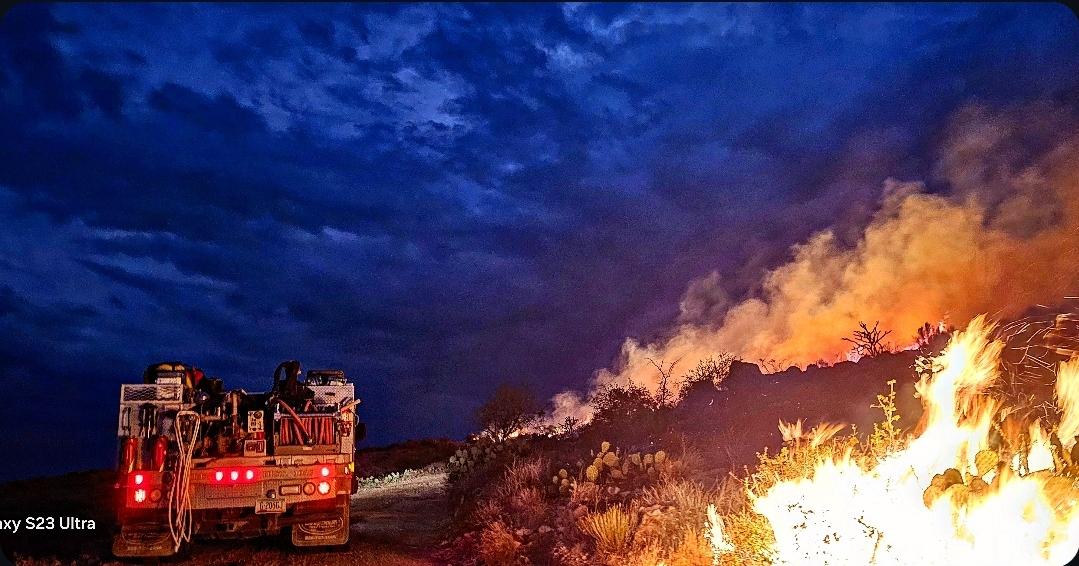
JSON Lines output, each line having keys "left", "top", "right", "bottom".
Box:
{"left": 553, "top": 100, "right": 1079, "bottom": 421}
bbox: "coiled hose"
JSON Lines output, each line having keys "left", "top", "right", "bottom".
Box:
{"left": 168, "top": 410, "right": 201, "bottom": 552}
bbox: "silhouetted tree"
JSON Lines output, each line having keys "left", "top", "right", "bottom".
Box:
{"left": 476, "top": 383, "right": 543, "bottom": 442}
{"left": 843, "top": 321, "right": 893, "bottom": 357}
{"left": 646, "top": 357, "right": 681, "bottom": 408}
{"left": 590, "top": 383, "right": 656, "bottom": 429}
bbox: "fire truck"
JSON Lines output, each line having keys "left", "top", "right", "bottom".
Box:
{"left": 111, "top": 361, "right": 364, "bottom": 558}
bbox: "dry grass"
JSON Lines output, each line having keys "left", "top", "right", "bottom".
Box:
{"left": 569, "top": 479, "right": 601, "bottom": 507}
{"left": 639, "top": 478, "right": 712, "bottom": 513}
{"left": 478, "top": 521, "right": 521, "bottom": 566}
{"left": 716, "top": 510, "right": 775, "bottom": 565}
{"left": 744, "top": 431, "right": 862, "bottom": 498}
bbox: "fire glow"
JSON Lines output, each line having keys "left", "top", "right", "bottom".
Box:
{"left": 705, "top": 316, "right": 1079, "bottom": 564}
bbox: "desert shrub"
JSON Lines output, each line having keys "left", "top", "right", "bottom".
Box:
{"left": 504, "top": 456, "right": 547, "bottom": 488}
{"left": 667, "top": 529, "right": 715, "bottom": 566}
{"left": 867, "top": 379, "right": 905, "bottom": 459}
{"left": 582, "top": 383, "right": 666, "bottom": 448}
{"left": 715, "top": 509, "right": 775, "bottom": 565}
{"left": 551, "top": 542, "right": 591, "bottom": 566}
{"left": 452, "top": 455, "right": 556, "bottom": 546}
{"left": 569, "top": 478, "right": 601, "bottom": 507}
{"left": 711, "top": 474, "right": 749, "bottom": 516}
{"left": 745, "top": 426, "right": 861, "bottom": 498}
{"left": 579, "top": 505, "right": 634, "bottom": 555}
{"left": 626, "top": 543, "right": 665, "bottom": 566}
{"left": 678, "top": 353, "right": 736, "bottom": 401}
{"left": 590, "top": 384, "right": 657, "bottom": 428}
{"left": 639, "top": 478, "right": 711, "bottom": 514}
{"left": 634, "top": 479, "right": 713, "bottom": 552}
{"left": 478, "top": 520, "right": 521, "bottom": 566}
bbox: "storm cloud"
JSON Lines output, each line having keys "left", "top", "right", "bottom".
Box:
{"left": 0, "top": 3, "right": 1076, "bottom": 479}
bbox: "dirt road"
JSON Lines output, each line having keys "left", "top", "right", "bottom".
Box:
{"left": 159, "top": 471, "right": 451, "bottom": 566}
{"left": 5, "top": 470, "right": 452, "bottom": 565}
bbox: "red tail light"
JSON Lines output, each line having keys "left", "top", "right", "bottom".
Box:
{"left": 320, "top": 466, "right": 330, "bottom": 477}
{"left": 211, "top": 468, "right": 259, "bottom": 483}
{"left": 317, "top": 481, "right": 331, "bottom": 495}
{"left": 133, "top": 489, "right": 147, "bottom": 503}
{"left": 134, "top": 473, "right": 144, "bottom": 485}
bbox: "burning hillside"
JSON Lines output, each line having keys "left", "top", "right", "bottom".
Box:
{"left": 447, "top": 316, "right": 1079, "bottom": 565}
{"left": 482, "top": 97, "right": 1079, "bottom": 564}
{"left": 546, "top": 100, "right": 1079, "bottom": 427}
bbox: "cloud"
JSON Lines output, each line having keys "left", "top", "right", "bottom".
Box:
{"left": 0, "top": 3, "right": 1077, "bottom": 478}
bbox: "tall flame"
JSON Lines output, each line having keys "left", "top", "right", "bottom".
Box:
{"left": 750, "top": 317, "right": 1079, "bottom": 565}
{"left": 1056, "top": 359, "right": 1079, "bottom": 449}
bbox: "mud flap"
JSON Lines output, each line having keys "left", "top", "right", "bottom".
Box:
{"left": 291, "top": 496, "right": 350, "bottom": 547}
{"left": 112, "top": 525, "right": 177, "bottom": 558}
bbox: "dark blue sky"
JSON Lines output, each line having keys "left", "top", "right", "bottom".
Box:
{"left": 1, "top": 3, "right": 1077, "bottom": 479}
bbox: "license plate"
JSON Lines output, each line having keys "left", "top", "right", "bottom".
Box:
{"left": 256, "top": 499, "right": 286, "bottom": 514}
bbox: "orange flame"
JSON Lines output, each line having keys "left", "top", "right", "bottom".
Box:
{"left": 747, "top": 316, "right": 1079, "bottom": 564}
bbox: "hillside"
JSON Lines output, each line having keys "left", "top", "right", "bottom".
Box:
{"left": 675, "top": 351, "right": 928, "bottom": 474}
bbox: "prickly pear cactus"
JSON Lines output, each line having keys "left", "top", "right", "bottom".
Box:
{"left": 975, "top": 449, "right": 998, "bottom": 477}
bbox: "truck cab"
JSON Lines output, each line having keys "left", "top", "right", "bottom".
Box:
{"left": 112, "top": 362, "right": 364, "bottom": 558}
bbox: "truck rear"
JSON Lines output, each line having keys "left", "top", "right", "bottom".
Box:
{"left": 112, "top": 362, "right": 364, "bottom": 558}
